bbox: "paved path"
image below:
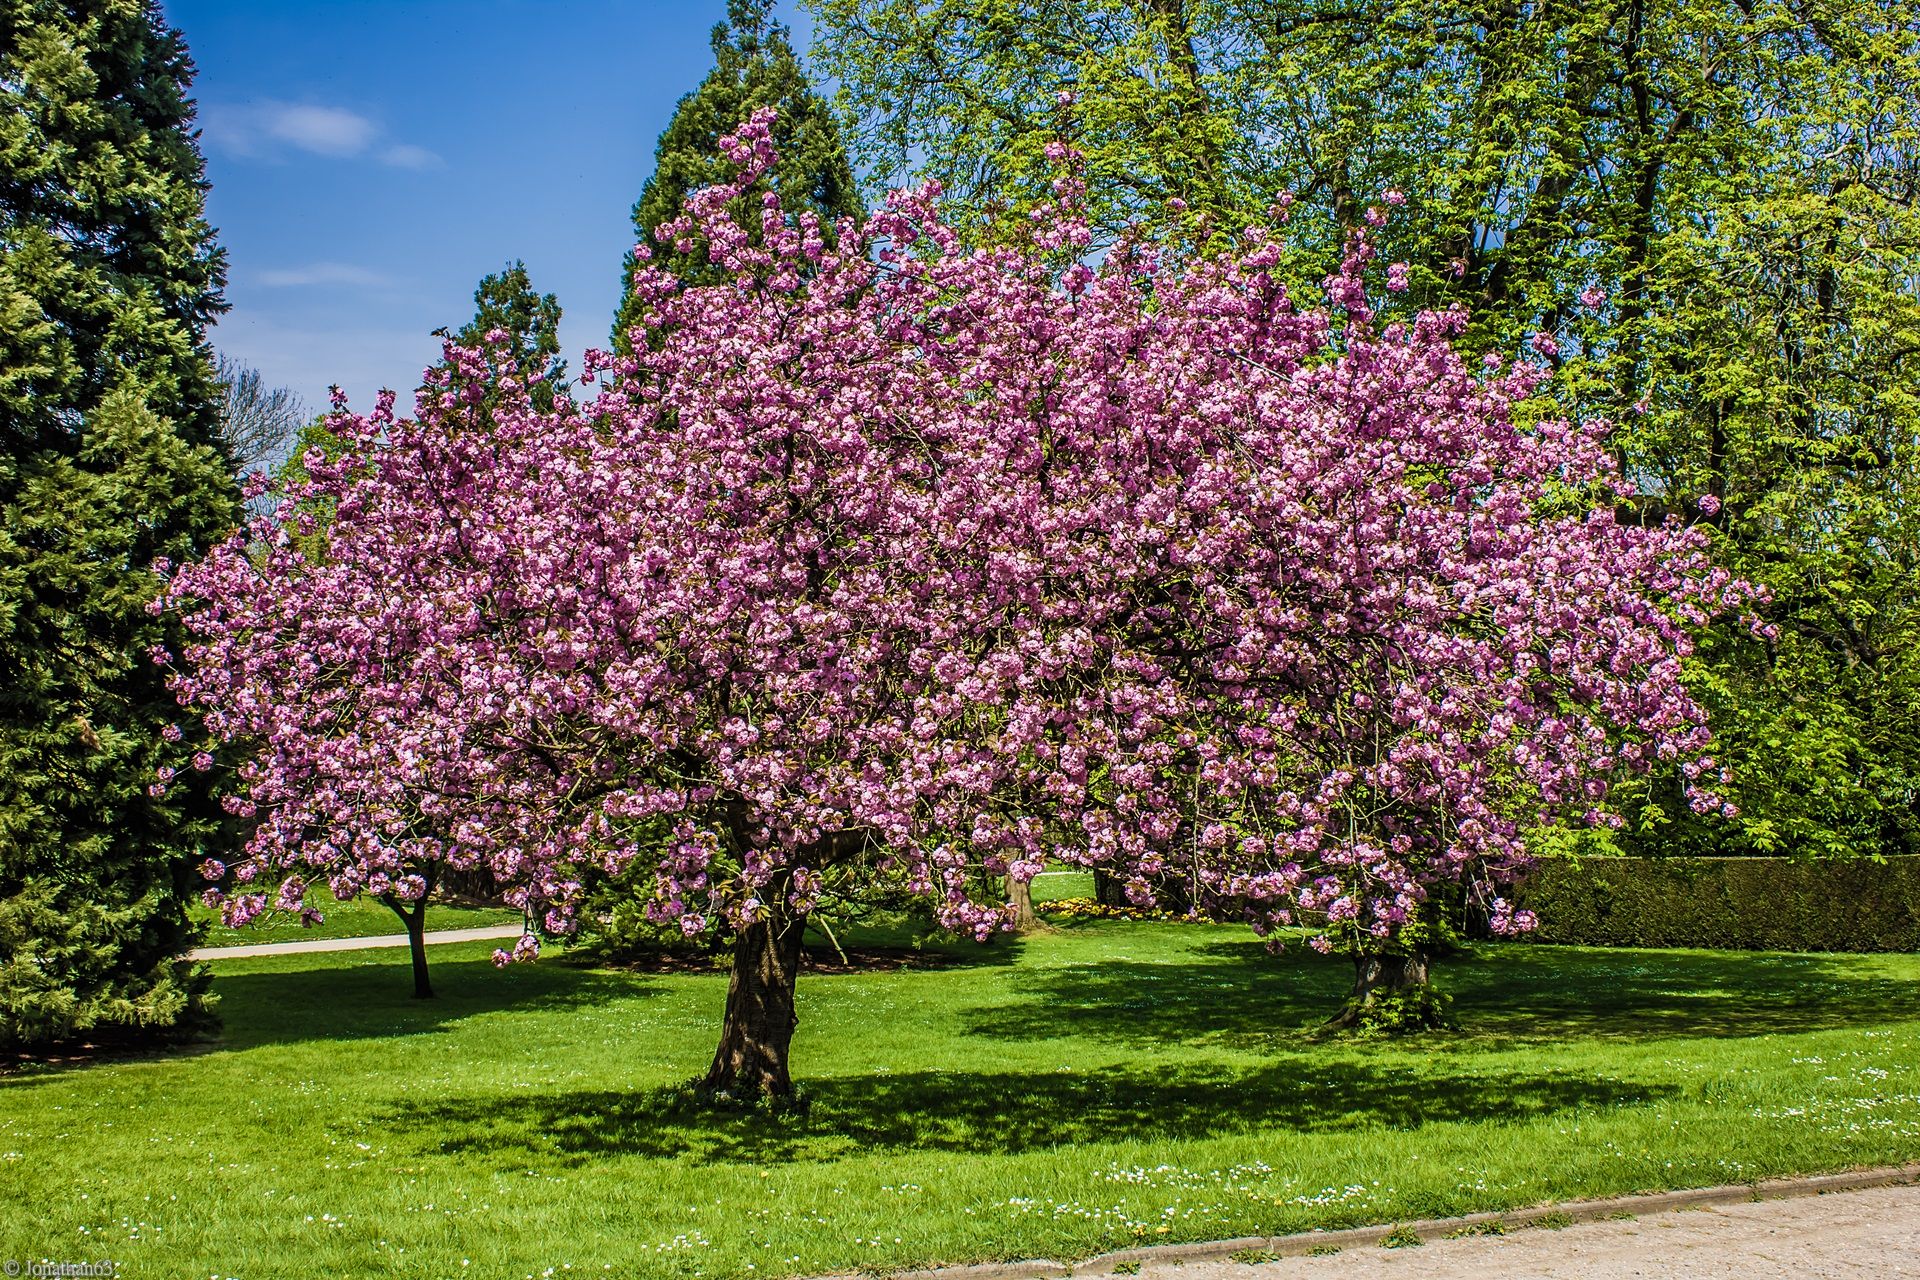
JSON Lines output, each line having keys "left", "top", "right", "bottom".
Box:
{"left": 1147, "top": 1182, "right": 1920, "bottom": 1280}
{"left": 189, "top": 923, "right": 521, "bottom": 960}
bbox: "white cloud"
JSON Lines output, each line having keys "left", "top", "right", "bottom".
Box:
{"left": 263, "top": 103, "right": 378, "bottom": 157}
{"left": 257, "top": 262, "right": 394, "bottom": 289}
{"left": 202, "top": 99, "right": 438, "bottom": 169}
{"left": 377, "top": 142, "right": 443, "bottom": 170}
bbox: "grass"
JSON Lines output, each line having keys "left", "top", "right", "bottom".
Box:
{"left": 1029, "top": 869, "right": 1096, "bottom": 904}
{"left": 191, "top": 895, "right": 520, "bottom": 947}
{"left": 2, "top": 918, "right": 1918, "bottom": 1278}
{"left": 1378, "top": 1224, "right": 1423, "bottom": 1248}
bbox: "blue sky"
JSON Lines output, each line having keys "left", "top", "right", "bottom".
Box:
{"left": 166, "top": 0, "right": 817, "bottom": 419}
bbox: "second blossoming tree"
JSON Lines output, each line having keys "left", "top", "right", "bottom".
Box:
{"left": 164, "top": 112, "right": 1750, "bottom": 1091}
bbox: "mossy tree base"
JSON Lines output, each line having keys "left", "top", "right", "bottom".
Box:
{"left": 1328, "top": 950, "right": 1454, "bottom": 1033}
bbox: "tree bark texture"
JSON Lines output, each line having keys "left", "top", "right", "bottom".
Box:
{"left": 703, "top": 902, "right": 808, "bottom": 1098}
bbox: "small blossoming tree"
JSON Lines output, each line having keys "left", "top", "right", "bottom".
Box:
{"left": 162, "top": 113, "right": 1751, "bottom": 1089}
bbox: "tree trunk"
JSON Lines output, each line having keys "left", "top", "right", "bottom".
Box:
{"left": 1007, "top": 874, "right": 1040, "bottom": 933}
{"left": 382, "top": 891, "right": 434, "bottom": 1000}
{"left": 1093, "top": 867, "right": 1128, "bottom": 908}
{"left": 703, "top": 904, "right": 808, "bottom": 1099}
{"left": 1327, "top": 949, "right": 1449, "bottom": 1033}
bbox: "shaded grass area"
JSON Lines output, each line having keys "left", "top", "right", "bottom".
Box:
{"left": 191, "top": 893, "right": 520, "bottom": 946}
{"left": 1, "top": 922, "right": 1917, "bottom": 1279}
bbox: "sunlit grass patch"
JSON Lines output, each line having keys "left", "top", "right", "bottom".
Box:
{"left": 1, "top": 922, "right": 1916, "bottom": 1278}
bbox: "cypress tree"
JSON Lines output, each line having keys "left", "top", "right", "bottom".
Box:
{"left": 612, "top": 0, "right": 862, "bottom": 346}
{"left": 0, "top": 0, "right": 237, "bottom": 1049}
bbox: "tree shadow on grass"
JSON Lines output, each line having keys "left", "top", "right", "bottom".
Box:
{"left": 0, "top": 953, "right": 657, "bottom": 1085}
{"left": 1443, "top": 944, "right": 1920, "bottom": 1046}
{"left": 961, "top": 939, "right": 1347, "bottom": 1051}
{"left": 384, "top": 1055, "right": 1670, "bottom": 1166}
{"left": 985, "top": 935, "right": 1920, "bottom": 1052}
{"left": 206, "top": 952, "right": 661, "bottom": 1050}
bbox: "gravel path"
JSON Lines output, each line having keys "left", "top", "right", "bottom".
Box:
{"left": 1149, "top": 1182, "right": 1920, "bottom": 1280}
{"left": 188, "top": 923, "right": 522, "bottom": 960}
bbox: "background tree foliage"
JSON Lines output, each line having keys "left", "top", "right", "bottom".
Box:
{"left": 0, "top": 0, "right": 236, "bottom": 1048}
{"left": 445, "top": 259, "right": 567, "bottom": 414}
{"left": 611, "top": 0, "right": 862, "bottom": 344}
{"left": 213, "top": 353, "right": 305, "bottom": 476}
{"left": 811, "top": 0, "right": 1920, "bottom": 859}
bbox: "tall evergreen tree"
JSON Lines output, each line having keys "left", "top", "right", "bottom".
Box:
{"left": 0, "top": 0, "right": 237, "bottom": 1049}
{"left": 611, "top": 0, "right": 862, "bottom": 346}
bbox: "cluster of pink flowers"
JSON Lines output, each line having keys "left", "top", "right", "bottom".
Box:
{"left": 159, "top": 111, "right": 1755, "bottom": 958}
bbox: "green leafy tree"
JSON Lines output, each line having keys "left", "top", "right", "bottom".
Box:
{"left": 612, "top": 0, "right": 862, "bottom": 345}
{"left": 813, "top": 0, "right": 1920, "bottom": 861}
{"left": 810, "top": 0, "right": 1249, "bottom": 249}
{"left": 0, "top": 0, "right": 237, "bottom": 1048}
{"left": 444, "top": 260, "right": 567, "bottom": 415}
{"left": 0, "top": 393, "right": 236, "bottom": 1049}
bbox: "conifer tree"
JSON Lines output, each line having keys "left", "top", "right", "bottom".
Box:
{"left": 0, "top": 0, "right": 237, "bottom": 1048}
{"left": 612, "top": 0, "right": 861, "bottom": 346}
{"left": 447, "top": 260, "right": 566, "bottom": 414}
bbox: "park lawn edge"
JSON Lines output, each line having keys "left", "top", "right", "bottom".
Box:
{"left": 835, "top": 1161, "right": 1920, "bottom": 1280}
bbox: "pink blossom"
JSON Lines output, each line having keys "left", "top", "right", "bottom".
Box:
{"left": 160, "top": 111, "right": 1750, "bottom": 964}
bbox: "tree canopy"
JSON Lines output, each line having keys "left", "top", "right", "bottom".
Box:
{"left": 166, "top": 115, "right": 1743, "bottom": 1080}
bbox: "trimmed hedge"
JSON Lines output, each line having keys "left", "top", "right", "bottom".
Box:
{"left": 1514, "top": 856, "right": 1920, "bottom": 952}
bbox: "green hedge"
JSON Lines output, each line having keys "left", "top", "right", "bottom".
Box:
{"left": 1513, "top": 856, "right": 1920, "bottom": 952}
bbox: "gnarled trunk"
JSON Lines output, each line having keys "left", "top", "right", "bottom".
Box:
{"left": 1328, "top": 948, "right": 1449, "bottom": 1033}
{"left": 703, "top": 903, "right": 807, "bottom": 1098}
{"left": 1093, "top": 867, "right": 1128, "bottom": 908}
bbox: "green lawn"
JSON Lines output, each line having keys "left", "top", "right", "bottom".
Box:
{"left": 3, "top": 919, "right": 1917, "bottom": 1279}
{"left": 1030, "top": 869, "right": 1095, "bottom": 903}
{"left": 192, "top": 895, "right": 520, "bottom": 947}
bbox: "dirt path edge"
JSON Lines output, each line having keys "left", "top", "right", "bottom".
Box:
{"left": 819, "top": 1161, "right": 1920, "bottom": 1280}
{"left": 188, "top": 923, "right": 523, "bottom": 960}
